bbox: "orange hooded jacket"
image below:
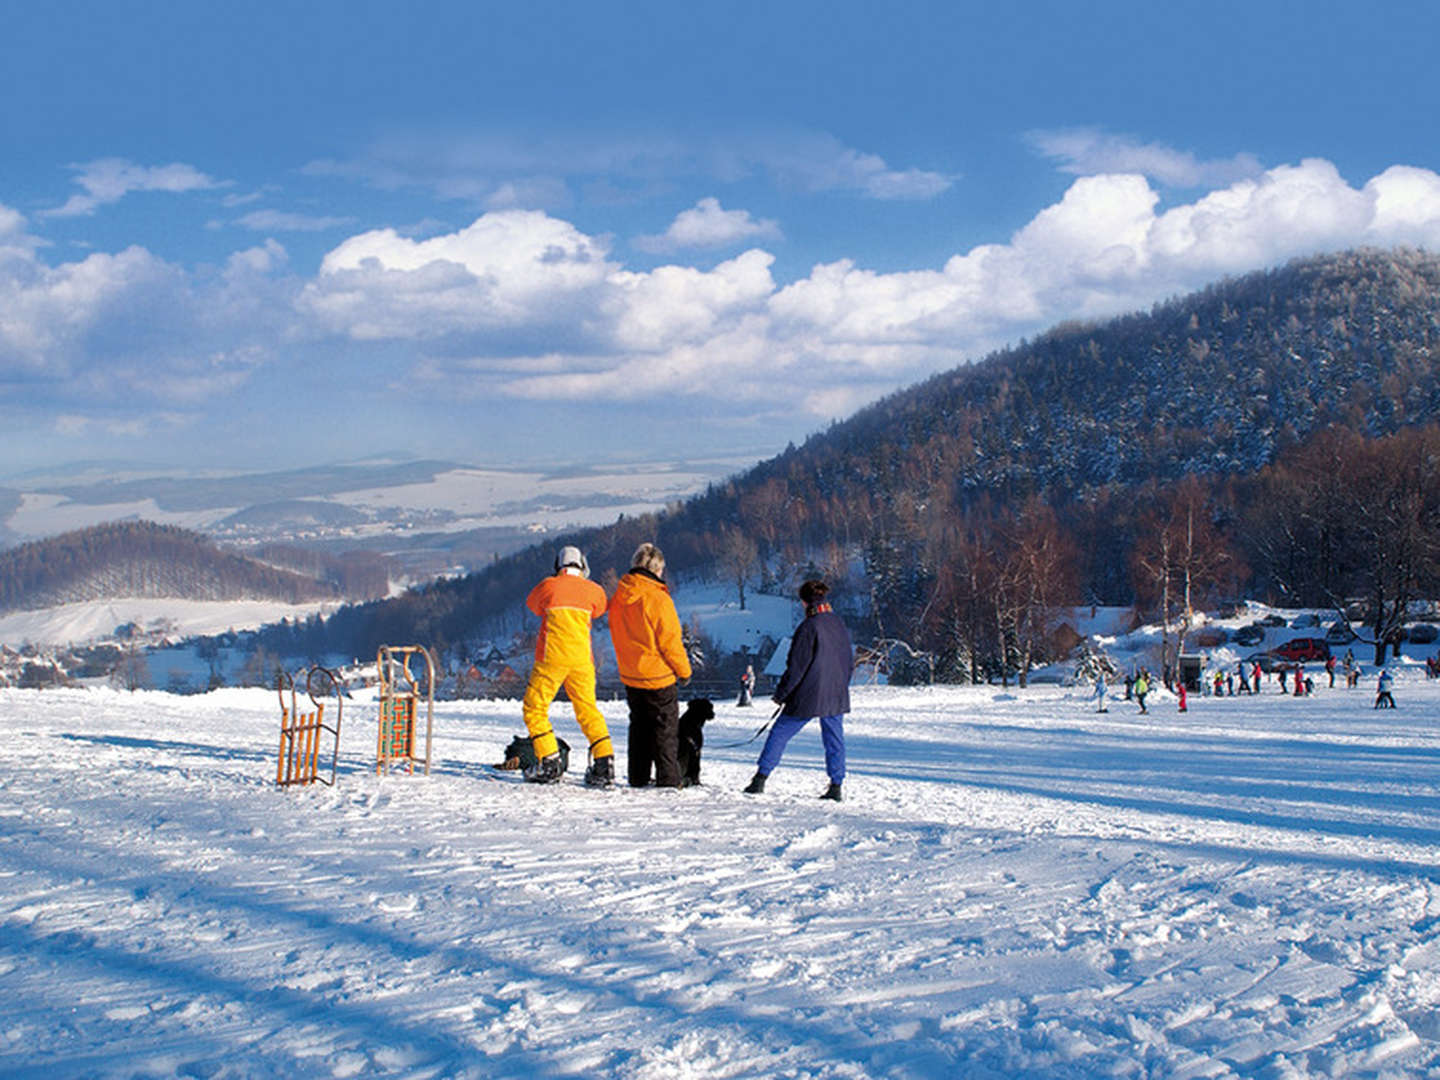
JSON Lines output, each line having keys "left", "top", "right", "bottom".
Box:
{"left": 526, "top": 571, "right": 608, "bottom": 669}
{"left": 608, "top": 570, "right": 692, "bottom": 689}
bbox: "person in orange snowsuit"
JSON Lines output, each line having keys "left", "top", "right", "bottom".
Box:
{"left": 521, "top": 545, "right": 614, "bottom": 786}
{"left": 609, "top": 542, "right": 692, "bottom": 787}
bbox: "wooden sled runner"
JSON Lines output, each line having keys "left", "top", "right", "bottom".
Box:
{"left": 276, "top": 665, "right": 344, "bottom": 788}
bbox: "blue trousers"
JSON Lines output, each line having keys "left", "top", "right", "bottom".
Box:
{"left": 756, "top": 714, "right": 846, "bottom": 783}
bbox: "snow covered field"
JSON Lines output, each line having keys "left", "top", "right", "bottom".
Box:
{"left": 0, "top": 597, "right": 341, "bottom": 651}
{"left": 3, "top": 676, "right": 1440, "bottom": 1078}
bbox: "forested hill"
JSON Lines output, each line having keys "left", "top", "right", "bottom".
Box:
{"left": 0, "top": 522, "right": 341, "bottom": 613}
{"left": 799, "top": 246, "right": 1440, "bottom": 502}
{"left": 267, "top": 247, "right": 1440, "bottom": 660}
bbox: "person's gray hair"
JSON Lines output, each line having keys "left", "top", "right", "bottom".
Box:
{"left": 631, "top": 542, "right": 666, "bottom": 578}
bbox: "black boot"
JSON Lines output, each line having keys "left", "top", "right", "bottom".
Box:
{"left": 584, "top": 755, "right": 614, "bottom": 789}
{"left": 820, "top": 782, "right": 843, "bottom": 802}
{"left": 743, "top": 772, "right": 766, "bottom": 794}
{"left": 523, "top": 753, "right": 564, "bottom": 784}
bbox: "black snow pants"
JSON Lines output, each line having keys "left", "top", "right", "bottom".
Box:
{"left": 625, "top": 683, "right": 681, "bottom": 788}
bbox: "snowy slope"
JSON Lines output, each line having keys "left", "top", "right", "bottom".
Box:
{"left": 3, "top": 677, "right": 1440, "bottom": 1077}
{"left": 0, "top": 597, "right": 339, "bottom": 649}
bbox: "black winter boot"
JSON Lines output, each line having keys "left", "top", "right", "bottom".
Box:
{"left": 524, "top": 753, "right": 564, "bottom": 784}
{"left": 743, "top": 772, "right": 767, "bottom": 795}
{"left": 820, "top": 782, "right": 843, "bottom": 802}
{"left": 584, "top": 755, "right": 614, "bottom": 789}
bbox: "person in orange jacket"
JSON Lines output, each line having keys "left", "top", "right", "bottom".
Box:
{"left": 608, "top": 542, "right": 692, "bottom": 787}
{"left": 521, "top": 545, "right": 614, "bottom": 786}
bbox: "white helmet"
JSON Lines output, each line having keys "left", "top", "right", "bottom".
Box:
{"left": 555, "top": 545, "right": 589, "bottom": 578}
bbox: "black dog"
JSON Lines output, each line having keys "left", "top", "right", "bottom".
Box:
{"left": 677, "top": 698, "right": 714, "bottom": 787}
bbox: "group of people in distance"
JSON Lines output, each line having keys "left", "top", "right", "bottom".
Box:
{"left": 1100, "top": 649, "right": 1403, "bottom": 714}
{"left": 521, "top": 542, "right": 853, "bottom": 801}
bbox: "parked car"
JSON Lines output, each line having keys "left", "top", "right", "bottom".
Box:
{"left": 1192, "top": 627, "right": 1229, "bottom": 647}
{"left": 1325, "top": 621, "right": 1357, "bottom": 644}
{"left": 1291, "top": 613, "right": 1320, "bottom": 628}
{"left": 1244, "top": 651, "right": 1280, "bottom": 673}
{"left": 1409, "top": 624, "right": 1439, "bottom": 645}
{"left": 1260, "top": 614, "right": 1287, "bottom": 627}
{"left": 1272, "top": 637, "right": 1330, "bottom": 663}
{"left": 1235, "top": 624, "right": 1266, "bottom": 646}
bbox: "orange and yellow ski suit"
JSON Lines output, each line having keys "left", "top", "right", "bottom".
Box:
{"left": 522, "top": 570, "right": 612, "bottom": 762}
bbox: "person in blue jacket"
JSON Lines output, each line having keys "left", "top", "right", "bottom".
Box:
{"left": 743, "top": 579, "right": 854, "bottom": 801}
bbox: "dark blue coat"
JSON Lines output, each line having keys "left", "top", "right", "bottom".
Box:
{"left": 772, "top": 610, "right": 853, "bottom": 718}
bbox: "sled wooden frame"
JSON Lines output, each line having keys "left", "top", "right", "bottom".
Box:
{"left": 276, "top": 665, "right": 344, "bottom": 788}
{"left": 376, "top": 645, "right": 435, "bottom": 776}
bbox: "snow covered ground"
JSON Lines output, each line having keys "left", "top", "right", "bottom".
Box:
{"left": 3, "top": 675, "right": 1440, "bottom": 1077}
{"left": 0, "top": 597, "right": 341, "bottom": 650}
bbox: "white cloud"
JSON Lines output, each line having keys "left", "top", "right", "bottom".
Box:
{"left": 302, "top": 210, "right": 616, "bottom": 342}
{"left": 0, "top": 204, "right": 31, "bottom": 241}
{"left": 0, "top": 218, "right": 296, "bottom": 404}
{"left": 305, "top": 129, "right": 953, "bottom": 206}
{"left": 55, "top": 411, "right": 190, "bottom": 438}
{"left": 486, "top": 158, "right": 1440, "bottom": 417}
{"left": 484, "top": 177, "right": 574, "bottom": 210}
{"left": 1027, "top": 129, "right": 1264, "bottom": 188}
{"left": 607, "top": 250, "right": 776, "bottom": 350}
{"left": 234, "top": 209, "right": 357, "bottom": 233}
{"left": 42, "top": 159, "right": 224, "bottom": 218}
{"left": 634, "top": 198, "right": 782, "bottom": 253}
{"left": 759, "top": 135, "right": 953, "bottom": 199}
{"left": 14, "top": 155, "right": 1440, "bottom": 451}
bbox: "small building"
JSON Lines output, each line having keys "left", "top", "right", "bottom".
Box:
{"left": 1178, "top": 654, "right": 1203, "bottom": 692}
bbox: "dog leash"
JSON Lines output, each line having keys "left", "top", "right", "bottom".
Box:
{"left": 709, "top": 705, "right": 783, "bottom": 749}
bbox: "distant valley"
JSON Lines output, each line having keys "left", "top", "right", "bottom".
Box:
{"left": 0, "top": 456, "right": 754, "bottom": 582}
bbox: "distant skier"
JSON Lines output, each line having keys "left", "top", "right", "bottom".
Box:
{"left": 744, "top": 580, "right": 853, "bottom": 802}
{"left": 1375, "top": 669, "right": 1396, "bottom": 709}
{"left": 737, "top": 663, "right": 755, "bottom": 707}
{"left": 1092, "top": 672, "right": 1108, "bottom": 713}
{"left": 1134, "top": 670, "right": 1150, "bottom": 715}
{"left": 1326, "top": 654, "right": 1337, "bottom": 688}
{"left": 1177, "top": 678, "right": 1187, "bottom": 713}
{"left": 520, "top": 546, "right": 614, "bottom": 786}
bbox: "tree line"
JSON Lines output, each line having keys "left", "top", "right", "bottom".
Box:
{"left": 0, "top": 521, "right": 342, "bottom": 613}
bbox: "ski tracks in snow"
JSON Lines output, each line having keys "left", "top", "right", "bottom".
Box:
{"left": 1, "top": 684, "right": 1439, "bottom": 1076}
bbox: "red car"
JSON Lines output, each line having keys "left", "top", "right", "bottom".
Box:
{"left": 1272, "top": 637, "right": 1330, "bottom": 663}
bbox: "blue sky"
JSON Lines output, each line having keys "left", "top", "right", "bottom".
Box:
{"left": 6, "top": 1, "right": 1440, "bottom": 478}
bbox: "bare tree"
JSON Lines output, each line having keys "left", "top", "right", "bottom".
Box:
{"left": 1169, "top": 476, "right": 1241, "bottom": 656}
{"left": 109, "top": 631, "right": 150, "bottom": 691}
{"left": 1131, "top": 501, "right": 1179, "bottom": 684}
{"left": 1131, "top": 479, "right": 1240, "bottom": 685}
{"left": 716, "top": 526, "right": 760, "bottom": 610}
{"left": 1341, "top": 428, "right": 1440, "bottom": 663}
{"left": 999, "top": 501, "right": 1077, "bottom": 688}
